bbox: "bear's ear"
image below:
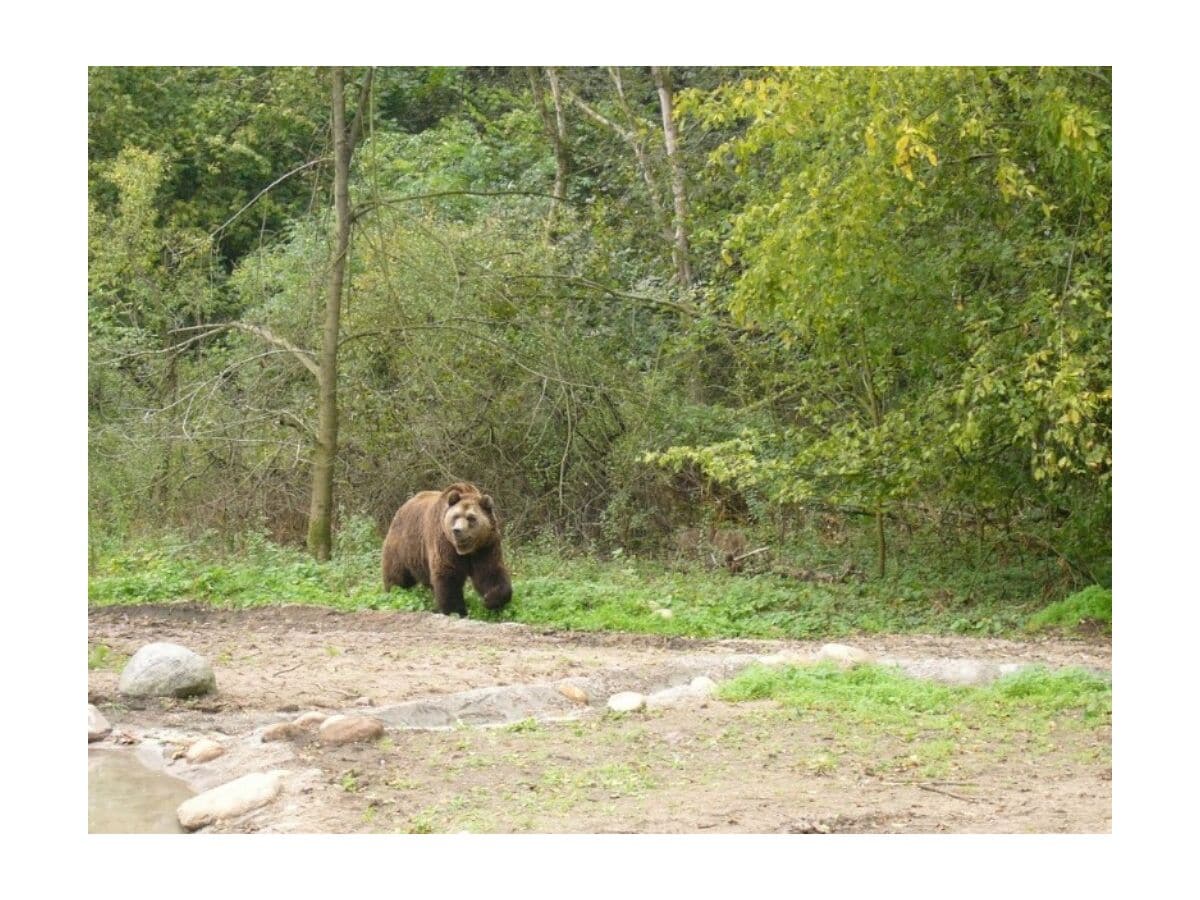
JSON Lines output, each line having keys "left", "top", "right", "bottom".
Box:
{"left": 446, "top": 489, "right": 462, "bottom": 506}
{"left": 480, "top": 494, "right": 494, "bottom": 513}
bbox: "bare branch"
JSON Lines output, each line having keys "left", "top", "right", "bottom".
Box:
{"left": 339, "top": 324, "right": 611, "bottom": 392}
{"left": 353, "top": 189, "right": 576, "bottom": 223}
{"left": 347, "top": 67, "right": 375, "bottom": 149}
{"left": 208, "top": 157, "right": 330, "bottom": 243}
{"left": 565, "top": 78, "right": 674, "bottom": 249}
{"left": 169, "top": 322, "right": 319, "bottom": 378}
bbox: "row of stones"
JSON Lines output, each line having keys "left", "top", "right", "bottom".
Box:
{"left": 598, "top": 644, "right": 870, "bottom": 713}
{"left": 91, "top": 640, "right": 879, "bottom": 832}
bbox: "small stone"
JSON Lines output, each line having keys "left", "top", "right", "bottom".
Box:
{"left": 818, "top": 643, "right": 873, "bottom": 667}
{"left": 354, "top": 696, "right": 374, "bottom": 707}
{"left": 177, "top": 771, "right": 286, "bottom": 831}
{"left": 88, "top": 705, "right": 111, "bottom": 743}
{"left": 758, "top": 650, "right": 810, "bottom": 667}
{"left": 318, "top": 715, "right": 385, "bottom": 745}
{"left": 655, "top": 608, "right": 674, "bottom": 620}
{"left": 689, "top": 676, "right": 717, "bottom": 695}
{"left": 292, "top": 711, "right": 328, "bottom": 730}
{"left": 557, "top": 683, "right": 589, "bottom": 705}
{"left": 261, "top": 722, "right": 299, "bottom": 743}
{"left": 606, "top": 691, "right": 646, "bottom": 713}
{"left": 119, "top": 642, "right": 216, "bottom": 698}
{"left": 185, "top": 738, "right": 225, "bottom": 764}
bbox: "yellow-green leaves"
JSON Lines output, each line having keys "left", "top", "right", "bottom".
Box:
{"left": 893, "top": 115, "right": 940, "bottom": 181}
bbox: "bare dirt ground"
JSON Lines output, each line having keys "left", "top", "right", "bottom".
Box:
{"left": 88, "top": 604, "right": 1112, "bottom": 834}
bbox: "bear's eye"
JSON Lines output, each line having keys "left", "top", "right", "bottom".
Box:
{"left": 467, "top": 514, "right": 477, "bottom": 524}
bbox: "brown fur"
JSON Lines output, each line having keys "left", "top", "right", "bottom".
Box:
{"left": 381, "top": 482, "right": 512, "bottom": 616}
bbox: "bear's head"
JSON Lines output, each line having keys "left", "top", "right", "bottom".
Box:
{"left": 441, "top": 483, "right": 499, "bottom": 556}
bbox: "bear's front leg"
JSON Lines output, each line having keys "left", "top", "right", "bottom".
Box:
{"left": 471, "top": 568, "right": 512, "bottom": 611}
{"left": 432, "top": 572, "right": 469, "bottom": 617}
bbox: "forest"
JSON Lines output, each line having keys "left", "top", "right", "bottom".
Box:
{"left": 87, "top": 66, "right": 1112, "bottom": 636}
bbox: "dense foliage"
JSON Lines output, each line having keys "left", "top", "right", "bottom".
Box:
{"left": 88, "top": 66, "right": 1111, "bottom": 595}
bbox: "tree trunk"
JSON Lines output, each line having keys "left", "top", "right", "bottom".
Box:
{"left": 306, "top": 67, "right": 353, "bottom": 561}
{"left": 529, "top": 67, "right": 569, "bottom": 240}
{"left": 651, "top": 66, "right": 693, "bottom": 287}
{"left": 875, "top": 508, "right": 887, "bottom": 579}
{"left": 608, "top": 68, "right": 677, "bottom": 256}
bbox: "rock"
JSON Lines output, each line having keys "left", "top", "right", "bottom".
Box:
{"left": 292, "top": 711, "right": 328, "bottom": 730}
{"left": 655, "top": 608, "right": 674, "bottom": 620}
{"left": 318, "top": 715, "right": 385, "bottom": 745}
{"left": 88, "top": 705, "right": 111, "bottom": 743}
{"left": 897, "top": 658, "right": 1003, "bottom": 686}
{"left": 185, "top": 739, "right": 225, "bottom": 764}
{"left": 606, "top": 691, "right": 646, "bottom": 713}
{"left": 353, "top": 696, "right": 374, "bottom": 707}
{"left": 818, "top": 643, "right": 873, "bottom": 668}
{"left": 177, "top": 771, "right": 286, "bottom": 831}
{"left": 557, "top": 683, "right": 589, "bottom": 705}
{"left": 262, "top": 722, "right": 299, "bottom": 743}
{"left": 118, "top": 643, "right": 216, "bottom": 698}
{"left": 646, "top": 677, "right": 717, "bottom": 710}
{"left": 758, "top": 650, "right": 811, "bottom": 667}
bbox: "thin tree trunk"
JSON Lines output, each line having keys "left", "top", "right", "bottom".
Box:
{"left": 875, "top": 509, "right": 887, "bottom": 579}
{"left": 608, "top": 68, "right": 676, "bottom": 252}
{"left": 851, "top": 332, "right": 888, "bottom": 578}
{"left": 651, "top": 66, "right": 693, "bottom": 287}
{"left": 529, "top": 67, "right": 569, "bottom": 240}
{"left": 307, "top": 67, "right": 353, "bottom": 561}
{"left": 151, "top": 348, "right": 179, "bottom": 505}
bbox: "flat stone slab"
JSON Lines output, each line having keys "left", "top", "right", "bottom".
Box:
{"left": 646, "top": 676, "right": 717, "bottom": 709}
{"left": 882, "top": 658, "right": 1029, "bottom": 686}
{"left": 376, "top": 684, "right": 583, "bottom": 730}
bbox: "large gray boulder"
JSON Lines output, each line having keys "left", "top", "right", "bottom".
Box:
{"left": 119, "top": 643, "right": 216, "bottom": 698}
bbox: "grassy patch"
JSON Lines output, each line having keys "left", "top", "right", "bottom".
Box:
{"left": 1026, "top": 586, "right": 1112, "bottom": 635}
{"left": 88, "top": 643, "right": 127, "bottom": 671}
{"left": 88, "top": 529, "right": 1107, "bottom": 639}
{"left": 501, "top": 717, "right": 541, "bottom": 734}
{"left": 719, "top": 662, "right": 1111, "bottom": 735}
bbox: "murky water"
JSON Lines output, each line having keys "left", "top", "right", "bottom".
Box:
{"left": 88, "top": 748, "right": 195, "bottom": 834}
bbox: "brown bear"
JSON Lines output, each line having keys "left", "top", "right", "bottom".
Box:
{"left": 381, "top": 482, "right": 512, "bottom": 617}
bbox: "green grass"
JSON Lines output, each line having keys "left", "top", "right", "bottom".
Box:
{"left": 88, "top": 527, "right": 1108, "bottom": 640}
{"left": 88, "top": 643, "right": 127, "bottom": 671}
{"left": 1025, "top": 585, "right": 1112, "bottom": 635}
{"left": 718, "top": 662, "right": 1112, "bottom": 735}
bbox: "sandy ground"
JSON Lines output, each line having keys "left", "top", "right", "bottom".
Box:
{"left": 88, "top": 604, "right": 1111, "bottom": 834}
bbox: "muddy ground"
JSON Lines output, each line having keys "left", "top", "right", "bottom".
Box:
{"left": 88, "top": 604, "right": 1112, "bottom": 834}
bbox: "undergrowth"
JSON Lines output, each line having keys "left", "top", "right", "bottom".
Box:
{"left": 87, "top": 523, "right": 1108, "bottom": 640}
{"left": 1025, "top": 585, "right": 1112, "bottom": 635}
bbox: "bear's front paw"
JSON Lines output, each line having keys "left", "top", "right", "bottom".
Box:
{"left": 484, "top": 585, "right": 512, "bottom": 611}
